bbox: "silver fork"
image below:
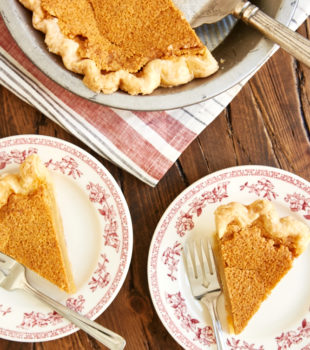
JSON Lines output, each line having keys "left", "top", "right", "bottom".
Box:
{"left": 183, "top": 238, "right": 226, "bottom": 350}
{"left": 0, "top": 251, "right": 126, "bottom": 350}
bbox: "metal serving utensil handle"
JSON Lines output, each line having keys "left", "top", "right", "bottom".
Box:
{"left": 23, "top": 283, "right": 126, "bottom": 350}
{"left": 234, "top": 1, "right": 310, "bottom": 68}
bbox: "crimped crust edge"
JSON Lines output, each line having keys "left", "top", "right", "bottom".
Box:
{"left": 19, "top": 0, "right": 219, "bottom": 95}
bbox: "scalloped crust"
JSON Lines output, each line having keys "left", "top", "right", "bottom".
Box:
{"left": 215, "top": 200, "right": 310, "bottom": 256}
{"left": 19, "top": 0, "right": 219, "bottom": 95}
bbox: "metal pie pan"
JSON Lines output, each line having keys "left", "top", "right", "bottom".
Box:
{"left": 0, "top": 0, "right": 297, "bottom": 111}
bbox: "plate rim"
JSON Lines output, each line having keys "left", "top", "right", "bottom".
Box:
{"left": 147, "top": 164, "right": 310, "bottom": 349}
{"left": 0, "top": 134, "right": 133, "bottom": 342}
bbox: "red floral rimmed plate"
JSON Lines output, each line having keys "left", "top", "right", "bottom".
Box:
{"left": 147, "top": 165, "right": 310, "bottom": 350}
{"left": 0, "top": 135, "right": 133, "bottom": 342}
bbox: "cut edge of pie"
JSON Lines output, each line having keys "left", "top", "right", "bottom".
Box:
{"left": 18, "top": 0, "right": 219, "bottom": 95}
{"left": 0, "top": 154, "right": 76, "bottom": 294}
{"left": 214, "top": 199, "right": 310, "bottom": 334}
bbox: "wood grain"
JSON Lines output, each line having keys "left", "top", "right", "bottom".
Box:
{"left": 0, "top": 20, "right": 309, "bottom": 350}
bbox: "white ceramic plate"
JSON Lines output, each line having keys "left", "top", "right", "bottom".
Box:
{"left": 148, "top": 165, "right": 310, "bottom": 349}
{"left": 0, "top": 135, "right": 133, "bottom": 342}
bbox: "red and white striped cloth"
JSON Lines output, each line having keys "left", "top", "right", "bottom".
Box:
{"left": 0, "top": 2, "right": 309, "bottom": 186}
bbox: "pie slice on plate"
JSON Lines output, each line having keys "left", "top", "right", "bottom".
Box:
{"left": 18, "top": 0, "right": 219, "bottom": 95}
{"left": 214, "top": 199, "right": 310, "bottom": 334}
{"left": 0, "top": 155, "right": 76, "bottom": 294}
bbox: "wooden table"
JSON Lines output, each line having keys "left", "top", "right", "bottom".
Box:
{"left": 0, "top": 20, "right": 309, "bottom": 350}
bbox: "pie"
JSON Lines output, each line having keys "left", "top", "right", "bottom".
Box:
{"left": 0, "top": 155, "right": 76, "bottom": 294}
{"left": 214, "top": 199, "right": 310, "bottom": 334}
{"left": 18, "top": 0, "right": 219, "bottom": 95}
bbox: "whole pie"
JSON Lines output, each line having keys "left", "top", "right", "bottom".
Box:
{"left": 0, "top": 155, "right": 76, "bottom": 294}
{"left": 18, "top": 0, "right": 219, "bottom": 95}
{"left": 214, "top": 200, "right": 310, "bottom": 334}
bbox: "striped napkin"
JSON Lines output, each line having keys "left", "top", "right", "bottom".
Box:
{"left": 0, "top": 2, "right": 309, "bottom": 187}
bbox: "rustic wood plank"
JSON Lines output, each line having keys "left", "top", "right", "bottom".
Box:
{"left": 196, "top": 110, "right": 238, "bottom": 171}
{"left": 0, "top": 339, "right": 33, "bottom": 350}
{"left": 296, "top": 18, "right": 310, "bottom": 141}
{"left": 117, "top": 166, "right": 186, "bottom": 349}
{"left": 248, "top": 48, "right": 310, "bottom": 180}
{"left": 177, "top": 136, "right": 210, "bottom": 185}
{"left": 0, "top": 86, "right": 38, "bottom": 137}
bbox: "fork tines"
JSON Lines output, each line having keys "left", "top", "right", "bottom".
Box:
{"left": 183, "top": 238, "right": 225, "bottom": 348}
{"left": 183, "top": 238, "right": 221, "bottom": 297}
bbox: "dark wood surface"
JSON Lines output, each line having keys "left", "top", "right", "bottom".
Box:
{"left": 0, "top": 19, "right": 309, "bottom": 350}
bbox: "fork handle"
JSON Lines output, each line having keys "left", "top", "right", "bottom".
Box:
{"left": 202, "top": 296, "right": 227, "bottom": 350}
{"left": 23, "top": 283, "right": 126, "bottom": 350}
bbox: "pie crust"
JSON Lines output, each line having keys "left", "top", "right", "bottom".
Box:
{"left": 18, "top": 0, "right": 219, "bottom": 95}
{"left": 0, "top": 155, "right": 76, "bottom": 294}
{"left": 214, "top": 200, "right": 310, "bottom": 334}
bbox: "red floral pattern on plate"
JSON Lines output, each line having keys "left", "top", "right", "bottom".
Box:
{"left": 66, "top": 295, "right": 86, "bottom": 313}
{"left": 88, "top": 254, "right": 110, "bottom": 293}
{"left": 166, "top": 291, "right": 215, "bottom": 347}
{"left": 240, "top": 178, "right": 278, "bottom": 200}
{"left": 17, "top": 296, "right": 86, "bottom": 329}
{"left": 284, "top": 193, "right": 310, "bottom": 220}
{"left": 276, "top": 317, "right": 310, "bottom": 349}
{"left": 18, "top": 311, "right": 63, "bottom": 329}
{"left": 165, "top": 182, "right": 229, "bottom": 280}
{"left": 87, "top": 182, "right": 120, "bottom": 252}
{"left": 0, "top": 148, "right": 37, "bottom": 169}
{"left": 227, "top": 338, "right": 264, "bottom": 350}
{"left": 45, "top": 156, "right": 83, "bottom": 179}
{"left": 0, "top": 305, "right": 11, "bottom": 316}
{"left": 162, "top": 241, "right": 182, "bottom": 281}
{"left": 175, "top": 182, "right": 229, "bottom": 237}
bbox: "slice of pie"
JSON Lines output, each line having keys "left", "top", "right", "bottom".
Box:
{"left": 0, "top": 155, "right": 76, "bottom": 294}
{"left": 18, "top": 0, "right": 219, "bottom": 95}
{"left": 214, "top": 199, "right": 310, "bottom": 334}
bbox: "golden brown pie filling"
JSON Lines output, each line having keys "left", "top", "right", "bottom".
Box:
{"left": 0, "top": 155, "right": 76, "bottom": 294}
{"left": 19, "top": 0, "right": 219, "bottom": 94}
{"left": 214, "top": 200, "right": 310, "bottom": 334}
{"left": 42, "top": 0, "right": 206, "bottom": 72}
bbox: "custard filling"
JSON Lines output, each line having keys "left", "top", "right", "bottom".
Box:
{"left": 41, "top": 0, "right": 205, "bottom": 73}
